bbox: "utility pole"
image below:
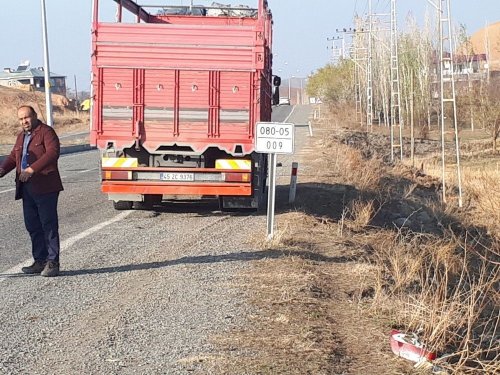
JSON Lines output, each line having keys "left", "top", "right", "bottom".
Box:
{"left": 328, "top": 30, "right": 348, "bottom": 66}
{"left": 74, "top": 74, "right": 80, "bottom": 116}
{"left": 390, "top": 0, "right": 403, "bottom": 161}
{"left": 366, "top": 0, "right": 374, "bottom": 132}
{"left": 334, "top": 22, "right": 365, "bottom": 127}
{"left": 484, "top": 21, "right": 491, "bottom": 83}
{"left": 40, "top": 0, "right": 53, "bottom": 127}
{"left": 354, "top": 41, "right": 362, "bottom": 125}
{"left": 440, "top": 0, "right": 463, "bottom": 207}
{"left": 410, "top": 74, "right": 415, "bottom": 166}
{"left": 327, "top": 36, "right": 343, "bottom": 65}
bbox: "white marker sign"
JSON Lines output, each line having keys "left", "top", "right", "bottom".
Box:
{"left": 255, "top": 122, "right": 294, "bottom": 154}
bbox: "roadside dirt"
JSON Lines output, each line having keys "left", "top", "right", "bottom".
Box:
{"left": 0, "top": 86, "right": 89, "bottom": 146}
{"left": 211, "top": 109, "right": 499, "bottom": 374}
{"left": 205, "top": 118, "right": 414, "bottom": 374}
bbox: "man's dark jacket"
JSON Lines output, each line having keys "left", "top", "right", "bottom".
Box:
{"left": 0, "top": 121, "right": 64, "bottom": 200}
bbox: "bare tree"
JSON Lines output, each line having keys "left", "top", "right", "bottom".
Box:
{"left": 473, "top": 78, "right": 500, "bottom": 152}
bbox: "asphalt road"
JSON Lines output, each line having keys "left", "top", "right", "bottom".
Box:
{"left": 0, "top": 104, "right": 311, "bottom": 272}
{"left": 0, "top": 150, "right": 109, "bottom": 271}
{"left": 0, "top": 104, "right": 314, "bottom": 373}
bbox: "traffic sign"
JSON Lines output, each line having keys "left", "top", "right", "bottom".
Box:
{"left": 255, "top": 122, "right": 294, "bottom": 154}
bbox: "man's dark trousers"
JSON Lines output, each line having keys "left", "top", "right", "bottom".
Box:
{"left": 22, "top": 183, "right": 60, "bottom": 263}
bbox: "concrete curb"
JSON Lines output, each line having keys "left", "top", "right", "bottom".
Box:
{"left": 60, "top": 144, "right": 96, "bottom": 155}
{"left": 0, "top": 144, "right": 95, "bottom": 163}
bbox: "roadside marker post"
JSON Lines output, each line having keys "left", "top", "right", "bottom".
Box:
{"left": 255, "top": 122, "right": 295, "bottom": 240}
{"left": 289, "top": 162, "right": 298, "bottom": 204}
{"left": 308, "top": 120, "right": 313, "bottom": 136}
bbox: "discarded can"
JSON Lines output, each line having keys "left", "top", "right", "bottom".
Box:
{"left": 390, "top": 329, "right": 437, "bottom": 363}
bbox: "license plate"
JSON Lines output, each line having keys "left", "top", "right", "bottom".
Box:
{"left": 160, "top": 172, "right": 194, "bottom": 182}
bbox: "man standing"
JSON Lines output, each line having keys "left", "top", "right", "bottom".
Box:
{"left": 0, "top": 105, "right": 63, "bottom": 277}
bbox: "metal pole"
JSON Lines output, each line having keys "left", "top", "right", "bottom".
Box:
{"left": 300, "top": 78, "right": 303, "bottom": 105}
{"left": 445, "top": 0, "right": 463, "bottom": 207}
{"left": 266, "top": 153, "right": 277, "bottom": 239}
{"left": 74, "top": 75, "right": 80, "bottom": 116}
{"left": 288, "top": 162, "right": 298, "bottom": 204}
{"left": 438, "top": 0, "right": 447, "bottom": 204}
{"left": 410, "top": 75, "right": 415, "bottom": 167}
{"left": 366, "top": 0, "right": 373, "bottom": 132}
{"left": 40, "top": 0, "right": 53, "bottom": 126}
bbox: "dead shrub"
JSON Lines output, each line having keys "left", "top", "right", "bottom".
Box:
{"left": 338, "top": 146, "right": 384, "bottom": 191}
{"left": 465, "top": 170, "right": 500, "bottom": 235}
{"left": 346, "top": 199, "right": 375, "bottom": 231}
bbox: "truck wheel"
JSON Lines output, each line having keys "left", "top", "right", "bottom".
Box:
{"left": 113, "top": 201, "right": 133, "bottom": 210}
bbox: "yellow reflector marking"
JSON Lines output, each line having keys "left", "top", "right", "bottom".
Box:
{"left": 102, "top": 157, "right": 138, "bottom": 168}
{"left": 215, "top": 159, "right": 251, "bottom": 170}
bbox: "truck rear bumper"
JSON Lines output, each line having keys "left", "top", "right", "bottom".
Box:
{"left": 102, "top": 181, "right": 252, "bottom": 196}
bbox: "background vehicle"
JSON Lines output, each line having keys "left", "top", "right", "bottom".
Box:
{"left": 79, "top": 98, "right": 91, "bottom": 111}
{"left": 279, "top": 97, "right": 291, "bottom": 105}
{"left": 91, "top": 0, "right": 279, "bottom": 210}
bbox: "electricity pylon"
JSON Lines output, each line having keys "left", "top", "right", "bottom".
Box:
{"left": 390, "top": 0, "right": 403, "bottom": 161}
{"left": 437, "top": 0, "right": 463, "bottom": 206}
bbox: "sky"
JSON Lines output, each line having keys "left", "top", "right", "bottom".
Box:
{"left": 1, "top": 0, "right": 498, "bottom": 94}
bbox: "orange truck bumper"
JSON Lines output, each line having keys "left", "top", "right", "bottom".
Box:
{"left": 101, "top": 181, "right": 252, "bottom": 196}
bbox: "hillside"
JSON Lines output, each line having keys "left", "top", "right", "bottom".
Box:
{"left": 0, "top": 86, "right": 88, "bottom": 144}
{"left": 470, "top": 21, "right": 500, "bottom": 71}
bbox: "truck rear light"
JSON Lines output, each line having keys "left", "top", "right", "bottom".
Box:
{"left": 103, "top": 170, "right": 132, "bottom": 180}
{"left": 224, "top": 173, "right": 251, "bottom": 182}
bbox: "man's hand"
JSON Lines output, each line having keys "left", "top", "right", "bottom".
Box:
{"left": 19, "top": 167, "right": 34, "bottom": 182}
{"left": 0, "top": 168, "right": 5, "bottom": 178}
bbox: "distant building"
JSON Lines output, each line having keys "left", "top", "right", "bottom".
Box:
{"left": 0, "top": 62, "right": 66, "bottom": 95}
{"left": 430, "top": 51, "right": 489, "bottom": 83}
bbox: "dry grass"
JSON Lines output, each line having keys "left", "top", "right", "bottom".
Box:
{"left": 324, "top": 141, "right": 384, "bottom": 192}
{"left": 343, "top": 199, "right": 376, "bottom": 232}
{"left": 465, "top": 169, "right": 500, "bottom": 235}
{"left": 369, "top": 231, "right": 499, "bottom": 373}
{"left": 210, "top": 106, "right": 498, "bottom": 374}
{"left": 0, "top": 112, "right": 89, "bottom": 144}
{"left": 411, "top": 154, "right": 500, "bottom": 236}
{"left": 0, "top": 86, "right": 89, "bottom": 144}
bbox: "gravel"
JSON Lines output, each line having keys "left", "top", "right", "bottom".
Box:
{"left": 0, "top": 210, "right": 260, "bottom": 374}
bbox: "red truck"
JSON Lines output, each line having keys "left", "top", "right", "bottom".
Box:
{"left": 90, "top": 0, "right": 280, "bottom": 210}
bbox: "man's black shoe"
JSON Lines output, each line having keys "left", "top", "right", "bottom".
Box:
{"left": 41, "top": 261, "right": 60, "bottom": 277}
{"left": 21, "top": 261, "right": 47, "bottom": 274}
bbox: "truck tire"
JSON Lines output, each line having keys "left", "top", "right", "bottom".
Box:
{"left": 113, "top": 201, "right": 133, "bottom": 210}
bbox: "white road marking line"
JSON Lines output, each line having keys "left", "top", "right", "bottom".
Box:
{"left": 59, "top": 132, "right": 89, "bottom": 139}
{"left": 284, "top": 105, "right": 297, "bottom": 123}
{"left": 60, "top": 150, "right": 97, "bottom": 159}
{"left": 0, "top": 188, "right": 15, "bottom": 194}
{"left": 77, "top": 168, "right": 98, "bottom": 174}
{"left": 0, "top": 210, "right": 132, "bottom": 281}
